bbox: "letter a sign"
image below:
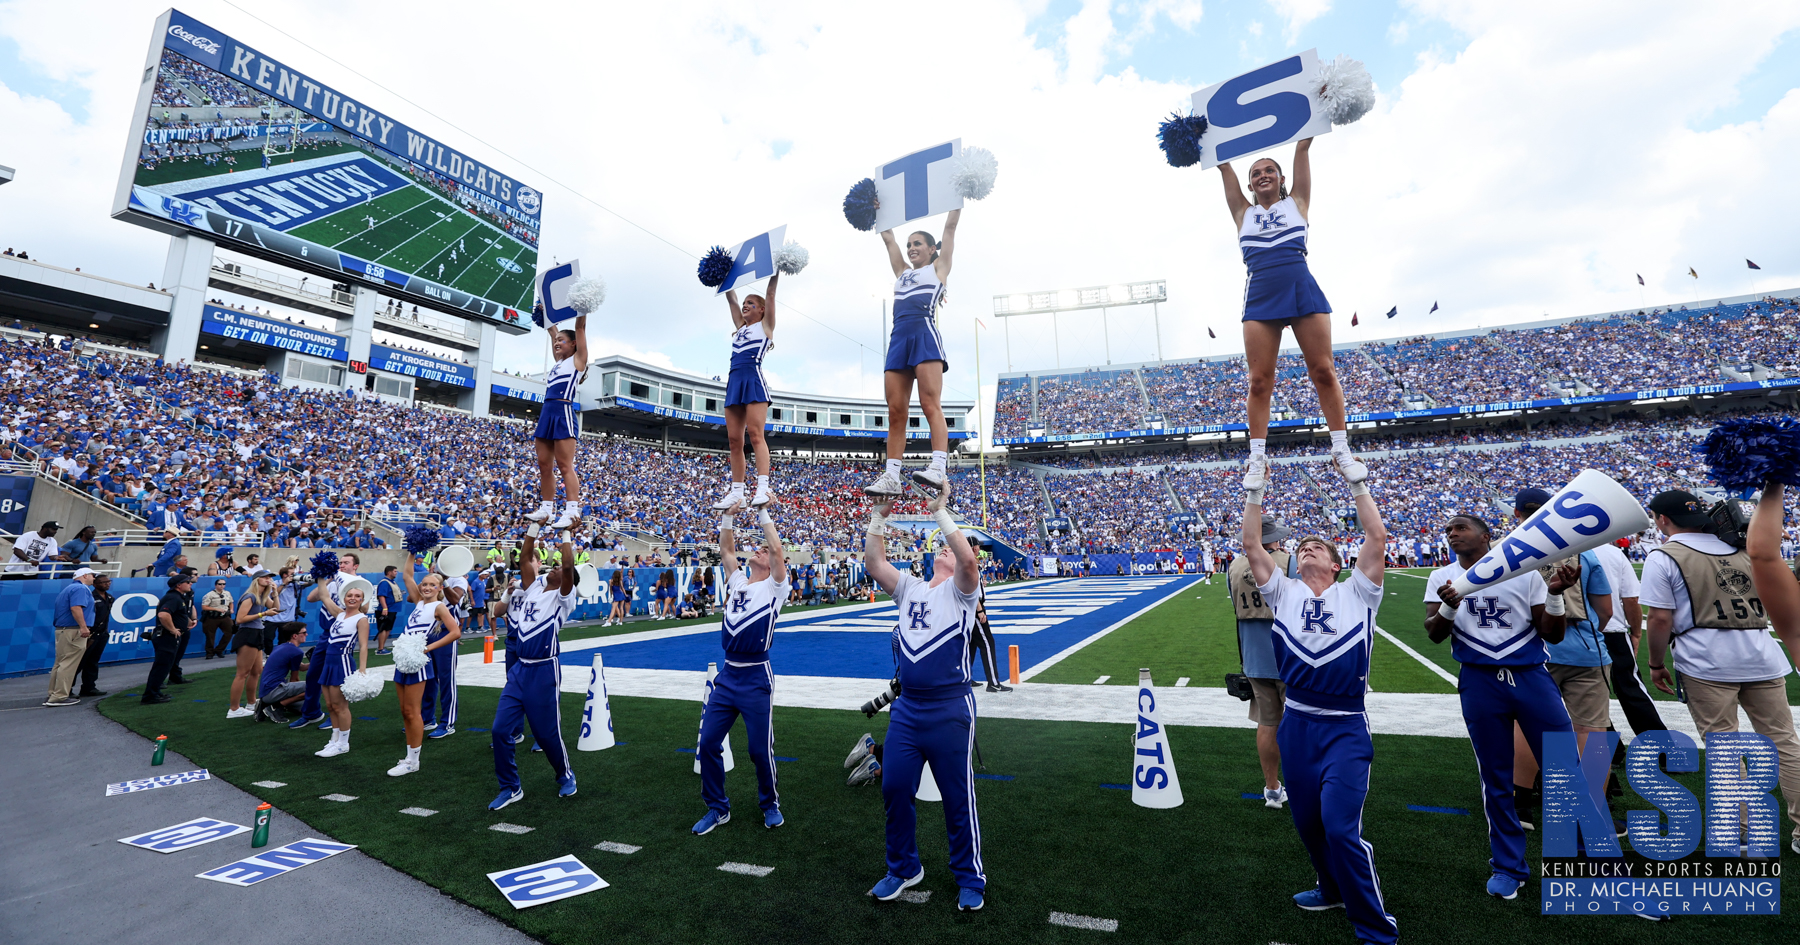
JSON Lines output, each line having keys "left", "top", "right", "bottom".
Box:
{"left": 1192, "top": 49, "right": 1333, "bottom": 170}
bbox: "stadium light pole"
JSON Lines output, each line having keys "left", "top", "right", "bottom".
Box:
{"left": 991, "top": 280, "right": 1168, "bottom": 369}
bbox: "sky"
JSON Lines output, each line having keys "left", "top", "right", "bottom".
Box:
{"left": 2, "top": 0, "right": 1798, "bottom": 446}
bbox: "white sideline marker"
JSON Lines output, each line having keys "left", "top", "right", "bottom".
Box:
{"left": 594, "top": 841, "right": 641, "bottom": 854}
{"left": 717, "top": 862, "right": 774, "bottom": 877}
{"left": 489, "top": 823, "right": 534, "bottom": 835}
{"left": 1091, "top": 676, "right": 1111, "bottom": 685}
{"left": 400, "top": 807, "right": 437, "bottom": 817}
{"left": 1174, "top": 677, "right": 1190, "bottom": 687}
{"left": 253, "top": 781, "right": 286, "bottom": 788}
{"left": 1049, "top": 912, "right": 1119, "bottom": 932}
{"left": 1371, "top": 624, "right": 1459, "bottom": 686}
{"left": 899, "top": 890, "right": 931, "bottom": 904}
{"left": 320, "top": 794, "right": 357, "bottom": 802}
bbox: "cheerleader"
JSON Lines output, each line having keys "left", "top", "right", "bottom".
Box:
{"left": 606, "top": 570, "right": 627, "bottom": 626}
{"left": 488, "top": 525, "right": 581, "bottom": 809}
{"left": 1218, "top": 139, "right": 1367, "bottom": 491}
{"left": 865, "top": 209, "right": 960, "bottom": 496}
{"left": 390, "top": 554, "right": 461, "bottom": 776}
{"left": 313, "top": 581, "right": 371, "bottom": 758}
{"left": 713, "top": 273, "right": 779, "bottom": 510}
{"left": 527, "top": 313, "right": 588, "bottom": 530}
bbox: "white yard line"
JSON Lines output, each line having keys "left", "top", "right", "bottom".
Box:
{"left": 1372, "top": 624, "right": 1460, "bottom": 686}
{"left": 1018, "top": 578, "right": 1196, "bottom": 682}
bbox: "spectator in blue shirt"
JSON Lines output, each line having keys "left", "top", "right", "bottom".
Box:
{"left": 59, "top": 526, "right": 108, "bottom": 566}
{"left": 45, "top": 568, "right": 97, "bottom": 706}
{"left": 252, "top": 623, "right": 310, "bottom": 723}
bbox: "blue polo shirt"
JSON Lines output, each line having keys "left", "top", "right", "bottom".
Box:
{"left": 259, "top": 642, "right": 305, "bottom": 698}
{"left": 1544, "top": 550, "right": 1613, "bottom": 668}
{"left": 54, "top": 582, "right": 95, "bottom": 629}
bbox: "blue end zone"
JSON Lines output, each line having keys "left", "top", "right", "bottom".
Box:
{"left": 559, "top": 576, "right": 1199, "bottom": 678}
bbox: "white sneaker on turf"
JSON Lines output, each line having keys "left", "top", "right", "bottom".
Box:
{"left": 711, "top": 487, "right": 744, "bottom": 511}
{"left": 225, "top": 706, "right": 254, "bottom": 720}
{"left": 387, "top": 759, "right": 419, "bottom": 777}
{"left": 845, "top": 732, "right": 876, "bottom": 769}
{"left": 315, "top": 739, "right": 348, "bottom": 758}
{"left": 1332, "top": 450, "right": 1369, "bottom": 484}
{"left": 1242, "top": 453, "right": 1270, "bottom": 491}
{"left": 911, "top": 465, "right": 946, "bottom": 490}
{"left": 524, "top": 503, "right": 554, "bottom": 523}
{"left": 551, "top": 506, "right": 582, "bottom": 530}
{"left": 750, "top": 486, "right": 773, "bottom": 507}
{"left": 864, "top": 470, "right": 904, "bottom": 496}
{"left": 1264, "top": 783, "right": 1288, "bottom": 809}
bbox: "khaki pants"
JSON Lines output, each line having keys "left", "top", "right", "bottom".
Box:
{"left": 46, "top": 625, "right": 86, "bottom": 702}
{"left": 1682, "top": 675, "right": 1800, "bottom": 842}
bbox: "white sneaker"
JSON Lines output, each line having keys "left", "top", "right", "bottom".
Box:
{"left": 1242, "top": 453, "right": 1270, "bottom": 490}
{"left": 225, "top": 706, "right": 254, "bottom": 719}
{"left": 750, "top": 486, "right": 773, "bottom": 507}
{"left": 1264, "top": 784, "right": 1288, "bottom": 809}
{"left": 524, "top": 503, "right": 554, "bottom": 523}
{"left": 912, "top": 466, "right": 946, "bottom": 490}
{"left": 865, "top": 470, "right": 904, "bottom": 496}
{"left": 711, "top": 487, "right": 744, "bottom": 511}
{"left": 315, "top": 739, "right": 348, "bottom": 758}
{"left": 387, "top": 759, "right": 419, "bottom": 777}
{"left": 1333, "top": 450, "right": 1369, "bottom": 485}
{"left": 551, "top": 506, "right": 582, "bottom": 530}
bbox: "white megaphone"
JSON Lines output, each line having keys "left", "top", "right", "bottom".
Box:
{"left": 577, "top": 652, "right": 614, "bottom": 751}
{"left": 1132, "top": 668, "right": 1183, "bottom": 809}
{"left": 694, "top": 662, "right": 735, "bottom": 774}
{"left": 1450, "top": 469, "right": 1651, "bottom": 598}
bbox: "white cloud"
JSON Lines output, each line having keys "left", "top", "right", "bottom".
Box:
{"left": 1266, "top": 0, "right": 1333, "bottom": 42}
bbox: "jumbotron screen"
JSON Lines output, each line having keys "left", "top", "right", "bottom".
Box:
{"left": 113, "top": 9, "right": 539, "bottom": 329}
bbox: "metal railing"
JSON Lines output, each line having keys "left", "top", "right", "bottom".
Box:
{"left": 100, "top": 528, "right": 266, "bottom": 547}
{"left": 0, "top": 530, "right": 124, "bottom": 578}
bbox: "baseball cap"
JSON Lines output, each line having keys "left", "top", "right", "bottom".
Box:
{"left": 1512, "top": 488, "right": 1554, "bottom": 515}
{"left": 169, "top": 574, "right": 193, "bottom": 588}
{"left": 72, "top": 567, "right": 94, "bottom": 580}
{"left": 1260, "top": 516, "right": 1292, "bottom": 544}
{"left": 1649, "top": 490, "right": 1712, "bottom": 529}
{"left": 41, "top": 520, "right": 61, "bottom": 530}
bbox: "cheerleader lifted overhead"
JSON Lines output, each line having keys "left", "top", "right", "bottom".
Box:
{"left": 528, "top": 278, "right": 605, "bottom": 530}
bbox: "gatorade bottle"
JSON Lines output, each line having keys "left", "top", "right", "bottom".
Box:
{"left": 252, "top": 802, "right": 272, "bottom": 848}
{"left": 151, "top": 735, "right": 168, "bottom": 766}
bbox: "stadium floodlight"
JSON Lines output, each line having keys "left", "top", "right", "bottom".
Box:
{"left": 990, "top": 279, "right": 1168, "bottom": 369}
{"left": 0, "top": 165, "right": 14, "bottom": 186}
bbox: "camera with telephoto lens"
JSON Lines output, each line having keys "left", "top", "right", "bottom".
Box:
{"left": 1708, "top": 498, "right": 1751, "bottom": 550}
{"left": 860, "top": 678, "right": 903, "bottom": 717}
{"left": 1224, "top": 673, "right": 1255, "bottom": 702}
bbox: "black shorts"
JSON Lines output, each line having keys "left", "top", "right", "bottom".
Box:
{"left": 230, "top": 624, "right": 264, "bottom": 653}
{"left": 377, "top": 613, "right": 398, "bottom": 633}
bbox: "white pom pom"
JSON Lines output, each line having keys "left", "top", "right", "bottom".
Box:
{"left": 951, "top": 146, "right": 999, "bottom": 200}
{"left": 1315, "top": 54, "right": 1375, "bottom": 126}
{"left": 392, "top": 634, "right": 429, "bottom": 674}
{"left": 340, "top": 669, "right": 385, "bottom": 704}
{"left": 568, "top": 277, "right": 607, "bottom": 315}
{"left": 776, "top": 240, "right": 809, "bottom": 276}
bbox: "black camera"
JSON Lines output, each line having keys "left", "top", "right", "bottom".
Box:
{"left": 1224, "top": 673, "right": 1255, "bottom": 702}
{"left": 1708, "top": 498, "right": 1751, "bottom": 550}
{"left": 860, "top": 678, "right": 902, "bottom": 717}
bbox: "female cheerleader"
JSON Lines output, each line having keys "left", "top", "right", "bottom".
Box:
{"left": 606, "top": 570, "right": 627, "bottom": 627}
{"left": 1218, "top": 139, "right": 1366, "bottom": 490}
{"left": 314, "top": 581, "right": 371, "bottom": 758}
{"left": 528, "top": 313, "right": 589, "bottom": 530}
{"left": 714, "top": 273, "right": 779, "bottom": 510}
{"left": 390, "top": 554, "right": 462, "bottom": 777}
{"left": 866, "top": 208, "right": 960, "bottom": 496}
{"left": 224, "top": 573, "right": 279, "bottom": 718}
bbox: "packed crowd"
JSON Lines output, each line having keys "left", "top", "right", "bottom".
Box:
{"left": 1368, "top": 335, "right": 1550, "bottom": 406}
{"left": 1035, "top": 370, "right": 1147, "bottom": 434}
{"left": 154, "top": 49, "right": 263, "bottom": 109}
{"left": 1042, "top": 468, "right": 1181, "bottom": 549}
{"left": 1140, "top": 359, "right": 1253, "bottom": 428}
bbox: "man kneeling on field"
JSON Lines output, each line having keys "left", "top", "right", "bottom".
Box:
{"left": 249, "top": 622, "right": 310, "bottom": 723}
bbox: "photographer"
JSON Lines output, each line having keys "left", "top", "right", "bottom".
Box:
{"left": 1227, "top": 515, "right": 1293, "bottom": 809}
{"left": 1644, "top": 489, "right": 1800, "bottom": 853}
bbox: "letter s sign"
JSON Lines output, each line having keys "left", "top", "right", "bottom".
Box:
{"left": 1193, "top": 48, "right": 1334, "bottom": 170}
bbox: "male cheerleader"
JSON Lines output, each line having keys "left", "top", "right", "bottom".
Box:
{"left": 692, "top": 500, "right": 790, "bottom": 834}
{"left": 1424, "top": 514, "right": 1576, "bottom": 899}
{"left": 292, "top": 552, "right": 358, "bottom": 730}
{"left": 863, "top": 482, "right": 986, "bottom": 912}
{"left": 420, "top": 562, "right": 467, "bottom": 739}
{"left": 1242, "top": 471, "right": 1396, "bottom": 944}
{"left": 487, "top": 525, "right": 579, "bottom": 810}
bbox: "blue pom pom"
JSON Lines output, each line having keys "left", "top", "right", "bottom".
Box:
{"left": 309, "top": 551, "right": 340, "bottom": 580}
{"left": 842, "top": 178, "right": 878, "bottom": 231}
{"left": 1695, "top": 416, "right": 1800, "bottom": 489}
{"left": 1157, "top": 112, "right": 1209, "bottom": 168}
{"left": 697, "top": 246, "right": 734, "bottom": 288}
{"left": 403, "top": 525, "right": 439, "bottom": 556}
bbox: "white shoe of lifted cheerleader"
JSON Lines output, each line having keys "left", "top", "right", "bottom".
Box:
{"left": 1332, "top": 451, "right": 1369, "bottom": 485}
{"left": 551, "top": 506, "right": 582, "bottom": 530}
{"left": 711, "top": 486, "right": 744, "bottom": 511}
{"left": 1242, "top": 453, "right": 1270, "bottom": 491}
{"left": 864, "top": 470, "right": 904, "bottom": 496}
{"left": 525, "top": 502, "right": 555, "bottom": 523}
{"left": 750, "top": 486, "right": 773, "bottom": 507}
{"left": 911, "top": 466, "right": 946, "bottom": 490}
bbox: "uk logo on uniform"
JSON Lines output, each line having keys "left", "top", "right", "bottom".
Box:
{"left": 733, "top": 593, "right": 749, "bottom": 613}
{"left": 1301, "top": 599, "right": 1335, "bottom": 635}
{"left": 1254, "top": 210, "right": 1286, "bottom": 231}
{"left": 1471, "top": 598, "right": 1512, "bottom": 628}
{"left": 908, "top": 601, "right": 932, "bottom": 629}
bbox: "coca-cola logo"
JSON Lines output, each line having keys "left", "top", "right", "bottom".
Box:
{"left": 167, "top": 24, "right": 221, "bottom": 55}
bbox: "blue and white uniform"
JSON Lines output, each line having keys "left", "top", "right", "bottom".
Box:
{"left": 1239, "top": 195, "right": 1331, "bottom": 323}
{"left": 882, "top": 573, "right": 985, "bottom": 892}
{"left": 1426, "top": 561, "right": 1566, "bottom": 884}
{"left": 698, "top": 569, "right": 791, "bottom": 815}
{"left": 533, "top": 355, "right": 580, "bottom": 441}
{"left": 421, "top": 574, "right": 468, "bottom": 728}
{"left": 392, "top": 600, "right": 442, "bottom": 686}
{"left": 883, "top": 266, "right": 948, "bottom": 372}
{"left": 492, "top": 574, "right": 576, "bottom": 793}
{"left": 301, "top": 571, "right": 350, "bottom": 719}
{"left": 724, "top": 321, "right": 773, "bottom": 408}
{"left": 1261, "top": 567, "right": 1396, "bottom": 945}
{"left": 317, "top": 609, "right": 366, "bottom": 688}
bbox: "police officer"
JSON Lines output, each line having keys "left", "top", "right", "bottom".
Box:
{"left": 141, "top": 572, "right": 198, "bottom": 704}
{"left": 1643, "top": 489, "right": 1800, "bottom": 853}
{"left": 1228, "top": 515, "right": 1293, "bottom": 808}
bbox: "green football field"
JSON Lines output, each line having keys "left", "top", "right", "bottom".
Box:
{"left": 95, "top": 571, "right": 1798, "bottom": 944}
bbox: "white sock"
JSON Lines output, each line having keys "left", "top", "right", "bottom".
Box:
{"left": 885, "top": 459, "right": 903, "bottom": 477}
{"left": 728, "top": 479, "right": 743, "bottom": 492}
{"left": 536, "top": 499, "right": 554, "bottom": 511}
{"left": 1329, "top": 430, "right": 1349, "bottom": 452}
{"left": 406, "top": 745, "right": 420, "bottom": 764}
{"left": 1249, "top": 438, "right": 1267, "bottom": 457}
{"left": 756, "top": 475, "right": 769, "bottom": 490}
{"left": 337, "top": 728, "right": 350, "bottom": 746}
{"left": 930, "top": 450, "right": 947, "bottom": 469}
